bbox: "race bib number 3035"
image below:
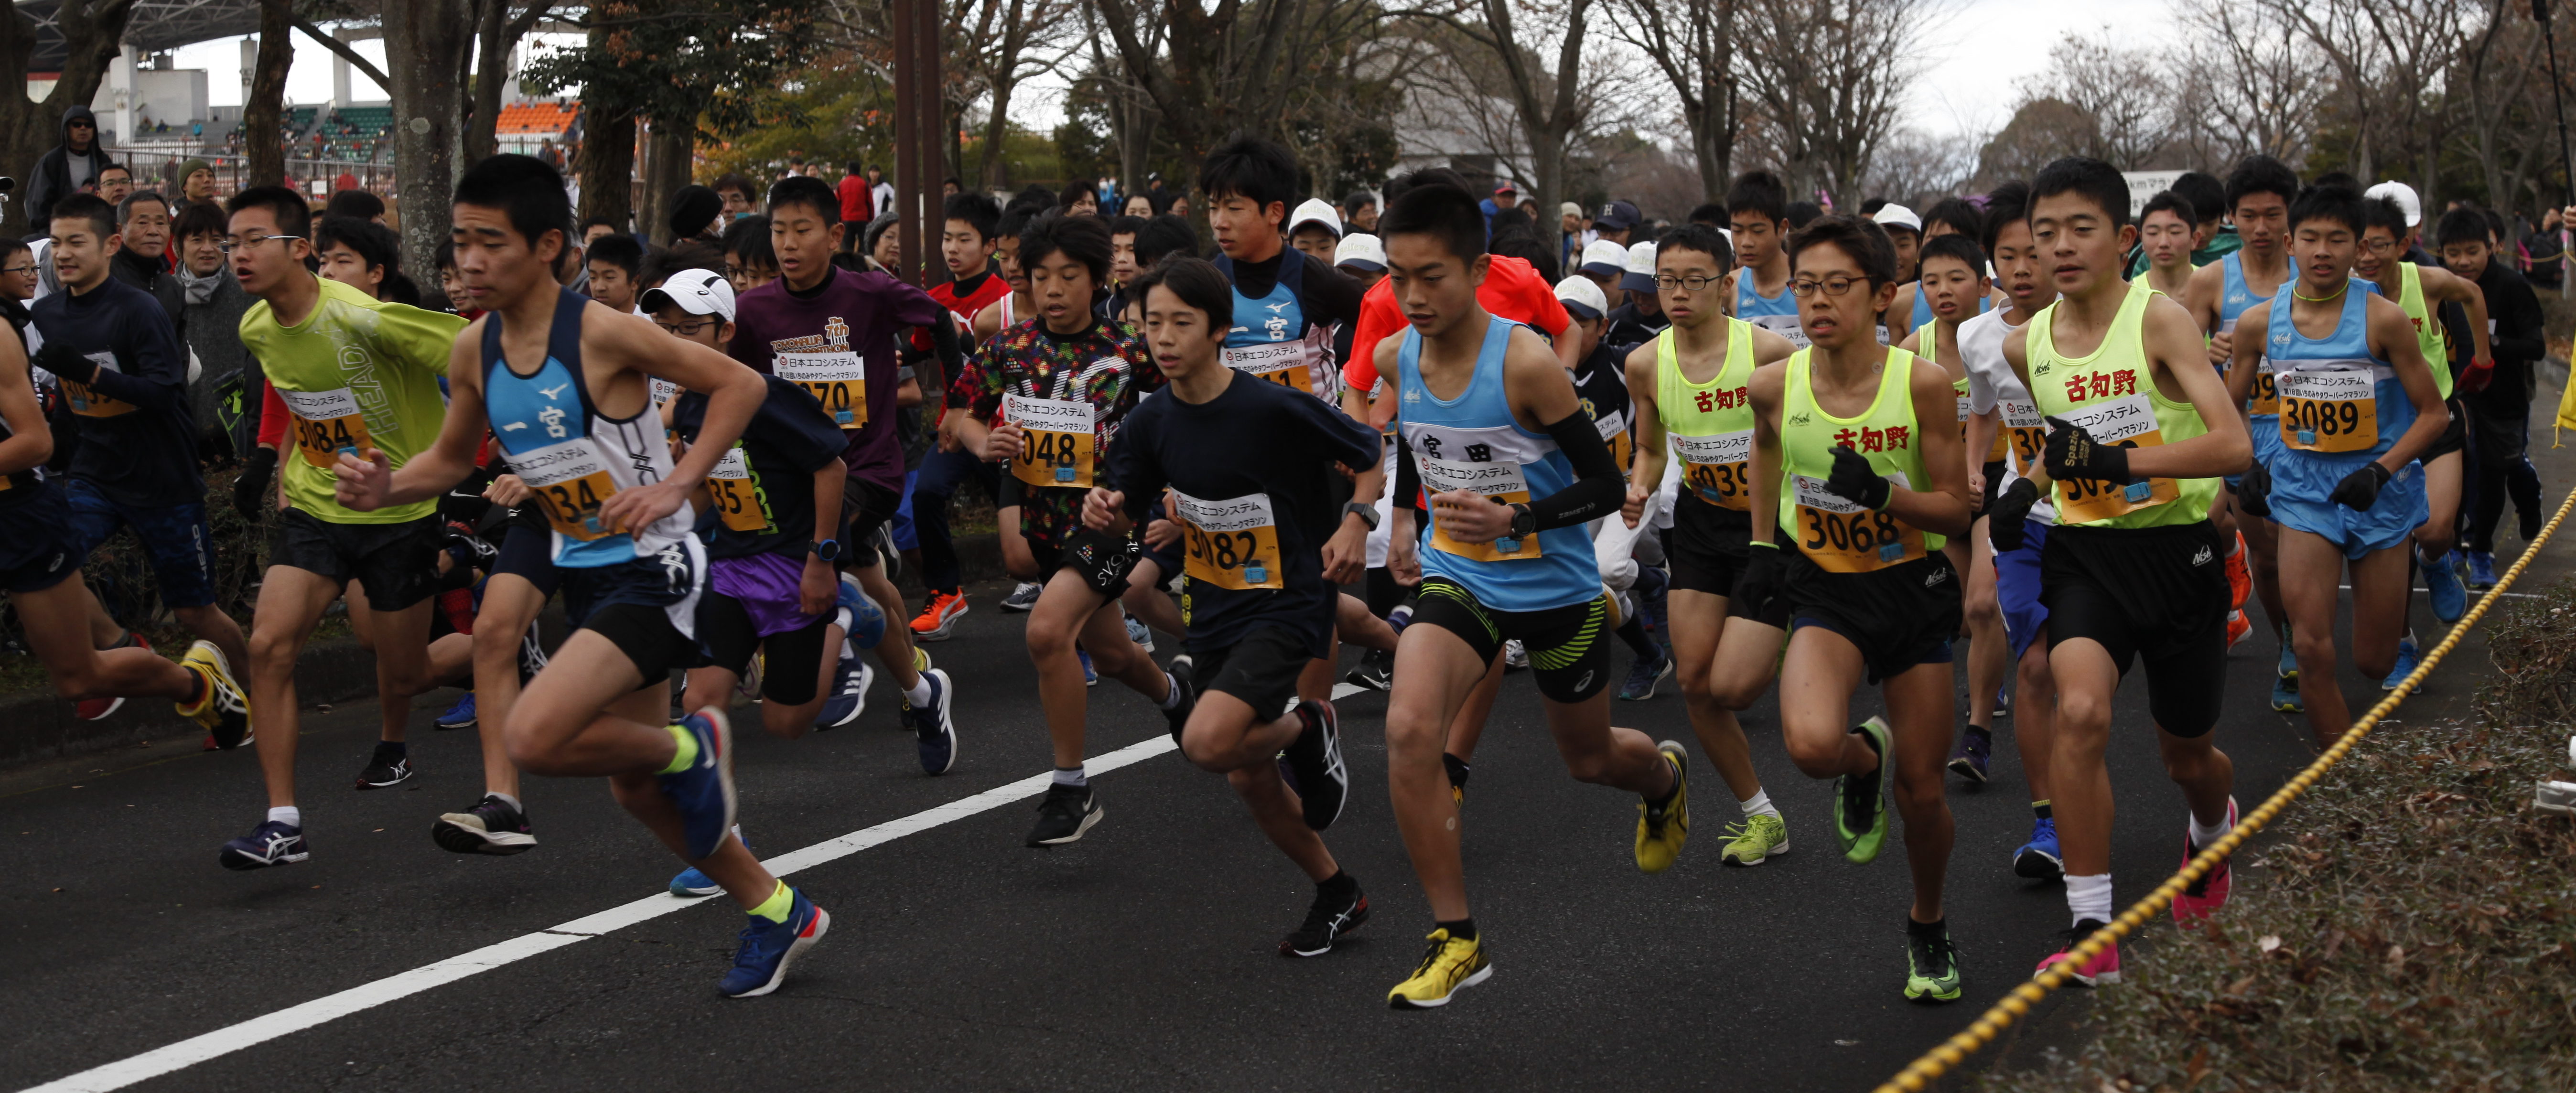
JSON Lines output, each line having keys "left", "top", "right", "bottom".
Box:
{"left": 279, "top": 386, "right": 374, "bottom": 469}
{"left": 703, "top": 445, "right": 770, "bottom": 533}
{"left": 1173, "top": 488, "right": 1284, "bottom": 591}
{"left": 1003, "top": 393, "right": 1096, "bottom": 489}
{"left": 1791, "top": 472, "right": 1922, "bottom": 573}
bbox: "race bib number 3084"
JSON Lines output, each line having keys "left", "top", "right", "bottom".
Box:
{"left": 279, "top": 386, "right": 374, "bottom": 469}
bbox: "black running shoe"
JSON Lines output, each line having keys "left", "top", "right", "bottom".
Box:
{"left": 1342, "top": 648, "right": 1393, "bottom": 692}
{"left": 1284, "top": 700, "right": 1349, "bottom": 830}
{"left": 432, "top": 794, "right": 537, "bottom": 855}
{"left": 1162, "top": 657, "right": 1197, "bottom": 745}
{"left": 1024, "top": 783, "right": 1103, "bottom": 847}
{"left": 1280, "top": 880, "right": 1370, "bottom": 957}
{"left": 517, "top": 622, "right": 549, "bottom": 685}
{"left": 1443, "top": 752, "right": 1471, "bottom": 807}
{"left": 356, "top": 742, "right": 412, "bottom": 789}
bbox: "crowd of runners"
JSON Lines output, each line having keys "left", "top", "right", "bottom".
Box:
{"left": 1, "top": 136, "right": 2552, "bottom": 1007}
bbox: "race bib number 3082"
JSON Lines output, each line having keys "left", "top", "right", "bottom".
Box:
{"left": 1172, "top": 489, "right": 1283, "bottom": 591}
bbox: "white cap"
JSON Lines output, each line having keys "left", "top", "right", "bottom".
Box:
{"left": 1553, "top": 274, "right": 1608, "bottom": 321}
{"left": 1333, "top": 231, "right": 1385, "bottom": 272}
{"left": 1289, "top": 197, "right": 1342, "bottom": 238}
{"left": 640, "top": 268, "right": 735, "bottom": 323}
{"left": 1622, "top": 241, "right": 1660, "bottom": 294}
{"left": 1872, "top": 203, "right": 1923, "bottom": 233}
{"left": 1578, "top": 239, "right": 1628, "bottom": 278}
{"left": 2363, "top": 181, "right": 2422, "bottom": 227}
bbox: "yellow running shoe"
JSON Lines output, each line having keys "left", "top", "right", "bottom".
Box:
{"left": 1387, "top": 928, "right": 1491, "bottom": 1009}
{"left": 177, "top": 640, "right": 252, "bottom": 749}
{"left": 913, "top": 645, "right": 933, "bottom": 673}
{"left": 1719, "top": 812, "right": 1789, "bottom": 866}
{"left": 1633, "top": 740, "right": 1689, "bottom": 873}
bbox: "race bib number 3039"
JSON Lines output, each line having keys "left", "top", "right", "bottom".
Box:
{"left": 1003, "top": 393, "right": 1096, "bottom": 489}
{"left": 1173, "top": 488, "right": 1284, "bottom": 591}
{"left": 1672, "top": 430, "right": 1753, "bottom": 511}
{"left": 279, "top": 386, "right": 374, "bottom": 469}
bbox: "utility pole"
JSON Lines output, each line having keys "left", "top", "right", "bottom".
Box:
{"left": 893, "top": 0, "right": 943, "bottom": 286}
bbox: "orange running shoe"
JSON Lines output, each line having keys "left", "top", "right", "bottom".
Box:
{"left": 2223, "top": 531, "right": 2251, "bottom": 613}
{"left": 2225, "top": 609, "right": 2252, "bottom": 649}
{"left": 909, "top": 590, "right": 967, "bottom": 641}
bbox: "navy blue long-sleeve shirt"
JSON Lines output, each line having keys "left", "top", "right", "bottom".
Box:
{"left": 31, "top": 275, "right": 202, "bottom": 506}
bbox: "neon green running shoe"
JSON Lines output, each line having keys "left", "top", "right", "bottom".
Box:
{"left": 1832, "top": 717, "right": 1891, "bottom": 864}
{"left": 1903, "top": 920, "right": 1963, "bottom": 1003}
{"left": 1719, "top": 812, "right": 1789, "bottom": 866}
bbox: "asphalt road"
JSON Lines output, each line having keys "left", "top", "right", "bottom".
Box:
{"left": 0, "top": 536, "right": 2555, "bottom": 1092}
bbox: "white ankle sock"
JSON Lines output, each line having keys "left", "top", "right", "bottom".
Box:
{"left": 2067, "top": 873, "right": 2113, "bottom": 927}
{"left": 1052, "top": 766, "right": 1087, "bottom": 788}
{"left": 268, "top": 806, "right": 302, "bottom": 828}
{"left": 2188, "top": 807, "right": 2231, "bottom": 851}
{"left": 904, "top": 676, "right": 933, "bottom": 707}
{"left": 1737, "top": 789, "right": 1778, "bottom": 818}
{"left": 1156, "top": 672, "right": 1185, "bottom": 709}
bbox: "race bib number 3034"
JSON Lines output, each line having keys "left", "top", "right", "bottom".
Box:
{"left": 1173, "top": 488, "right": 1284, "bottom": 591}
{"left": 1003, "top": 393, "right": 1096, "bottom": 489}
{"left": 511, "top": 438, "right": 621, "bottom": 541}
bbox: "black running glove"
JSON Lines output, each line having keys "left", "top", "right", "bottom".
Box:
{"left": 32, "top": 341, "right": 97, "bottom": 386}
{"left": 2043, "top": 416, "right": 2130, "bottom": 482}
{"left": 1986, "top": 478, "right": 2041, "bottom": 553}
{"left": 1822, "top": 445, "right": 1891, "bottom": 510}
{"left": 2329, "top": 461, "right": 2391, "bottom": 512}
{"left": 232, "top": 446, "right": 278, "bottom": 521}
{"left": 1735, "top": 539, "right": 1786, "bottom": 612}
{"left": 2234, "top": 460, "right": 2272, "bottom": 518}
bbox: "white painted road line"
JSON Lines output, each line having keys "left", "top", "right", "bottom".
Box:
{"left": 20, "top": 734, "right": 1183, "bottom": 1093}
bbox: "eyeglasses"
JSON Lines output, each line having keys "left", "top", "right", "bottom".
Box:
{"left": 0, "top": 266, "right": 32, "bottom": 276}
{"left": 1789, "top": 275, "right": 1865, "bottom": 298}
{"left": 2360, "top": 238, "right": 2396, "bottom": 254}
{"left": 216, "top": 234, "right": 302, "bottom": 253}
{"left": 656, "top": 318, "right": 720, "bottom": 336}
{"left": 1652, "top": 274, "right": 1723, "bottom": 291}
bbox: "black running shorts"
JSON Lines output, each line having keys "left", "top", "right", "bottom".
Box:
{"left": 2424, "top": 396, "right": 2468, "bottom": 461}
{"left": 267, "top": 508, "right": 443, "bottom": 612}
{"left": 491, "top": 505, "right": 564, "bottom": 597}
{"left": 1031, "top": 526, "right": 1141, "bottom": 600}
{"left": 1667, "top": 499, "right": 1751, "bottom": 597}
{"left": 1194, "top": 622, "right": 1312, "bottom": 721}
{"left": 698, "top": 591, "right": 834, "bottom": 706}
{"left": 1781, "top": 547, "right": 1961, "bottom": 685}
{"left": 2041, "top": 520, "right": 2230, "bottom": 738}
{"left": 1410, "top": 576, "right": 1613, "bottom": 703}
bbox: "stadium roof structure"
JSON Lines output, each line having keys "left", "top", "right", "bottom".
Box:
{"left": 17, "top": 0, "right": 267, "bottom": 74}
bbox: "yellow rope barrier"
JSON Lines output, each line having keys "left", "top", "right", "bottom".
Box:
{"left": 1873, "top": 484, "right": 2576, "bottom": 1093}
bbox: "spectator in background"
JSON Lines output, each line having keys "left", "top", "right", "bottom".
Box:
{"left": 94, "top": 163, "right": 133, "bottom": 207}
{"left": 2522, "top": 207, "right": 2564, "bottom": 291}
{"left": 722, "top": 214, "right": 778, "bottom": 296}
{"left": 668, "top": 184, "right": 724, "bottom": 242}
{"left": 1559, "top": 201, "right": 1593, "bottom": 266}
{"left": 26, "top": 105, "right": 111, "bottom": 238}
{"left": 1058, "top": 178, "right": 1099, "bottom": 216}
{"left": 865, "top": 213, "right": 901, "bottom": 272}
{"left": 579, "top": 215, "right": 622, "bottom": 249}
{"left": 940, "top": 176, "right": 962, "bottom": 198}
{"left": 1121, "top": 193, "right": 1154, "bottom": 217}
{"left": 326, "top": 188, "right": 386, "bottom": 225}
{"left": 586, "top": 233, "right": 646, "bottom": 314}
{"left": 2444, "top": 205, "right": 2548, "bottom": 584}
{"left": 1593, "top": 199, "right": 1640, "bottom": 247}
{"left": 176, "top": 158, "right": 218, "bottom": 214}
{"left": 111, "top": 192, "right": 182, "bottom": 323}
{"left": 1480, "top": 182, "right": 1517, "bottom": 232}
{"left": 870, "top": 166, "right": 895, "bottom": 217}
{"left": 1342, "top": 190, "right": 1379, "bottom": 235}
{"left": 714, "top": 173, "right": 758, "bottom": 222}
{"left": 839, "top": 161, "right": 874, "bottom": 227}
{"left": 172, "top": 200, "right": 253, "bottom": 455}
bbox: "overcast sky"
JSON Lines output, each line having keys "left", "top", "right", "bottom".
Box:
{"left": 162, "top": 0, "right": 2181, "bottom": 144}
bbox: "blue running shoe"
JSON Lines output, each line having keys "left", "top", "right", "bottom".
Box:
{"left": 2013, "top": 817, "right": 2062, "bottom": 880}
{"left": 2275, "top": 631, "right": 2298, "bottom": 683}
{"left": 1078, "top": 649, "right": 1097, "bottom": 686}
{"left": 2465, "top": 550, "right": 2497, "bottom": 590}
{"left": 670, "top": 828, "right": 745, "bottom": 896}
{"left": 720, "top": 889, "right": 830, "bottom": 997}
{"left": 903, "top": 667, "right": 958, "bottom": 774}
{"left": 2380, "top": 633, "right": 2420, "bottom": 692}
{"left": 2270, "top": 673, "right": 2303, "bottom": 713}
{"left": 813, "top": 657, "right": 871, "bottom": 730}
{"left": 659, "top": 710, "right": 737, "bottom": 861}
{"left": 219, "top": 819, "right": 309, "bottom": 870}
{"left": 2423, "top": 550, "right": 2467, "bottom": 623}
{"left": 835, "top": 577, "right": 886, "bottom": 650}
{"left": 433, "top": 692, "right": 477, "bottom": 730}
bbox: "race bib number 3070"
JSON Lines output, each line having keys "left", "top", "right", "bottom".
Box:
{"left": 774, "top": 351, "right": 867, "bottom": 428}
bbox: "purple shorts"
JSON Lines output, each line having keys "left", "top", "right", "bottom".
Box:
{"left": 709, "top": 551, "right": 823, "bottom": 638}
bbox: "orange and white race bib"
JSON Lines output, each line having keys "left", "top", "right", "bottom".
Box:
{"left": 1672, "top": 431, "right": 1753, "bottom": 511}
{"left": 1004, "top": 393, "right": 1095, "bottom": 489}
{"left": 279, "top": 387, "right": 375, "bottom": 469}
{"left": 1790, "top": 472, "right": 1923, "bottom": 573}
{"left": 2047, "top": 394, "right": 2178, "bottom": 525}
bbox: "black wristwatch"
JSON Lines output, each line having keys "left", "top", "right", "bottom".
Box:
{"left": 1506, "top": 502, "right": 1537, "bottom": 540}
{"left": 1343, "top": 501, "right": 1381, "bottom": 531}
{"left": 808, "top": 539, "right": 845, "bottom": 562}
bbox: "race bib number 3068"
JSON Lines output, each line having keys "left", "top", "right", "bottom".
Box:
{"left": 1791, "top": 472, "right": 1922, "bottom": 573}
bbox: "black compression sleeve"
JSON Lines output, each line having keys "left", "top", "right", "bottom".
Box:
{"left": 1392, "top": 433, "right": 1422, "bottom": 512}
{"left": 1528, "top": 410, "right": 1624, "bottom": 531}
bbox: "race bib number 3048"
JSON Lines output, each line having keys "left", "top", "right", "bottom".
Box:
{"left": 1004, "top": 393, "right": 1096, "bottom": 489}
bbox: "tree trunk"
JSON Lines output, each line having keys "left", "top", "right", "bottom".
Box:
{"left": 0, "top": 0, "right": 138, "bottom": 237}
{"left": 383, "top": 0, "right": 473, "bottom": 306}
{"left": 575, "top": 103, "right": 635, "bottom": 232}
{"left": 243, "top": 0, "right": 293, "bottom": 189}
{"left": 465, "top": 1, "right": 555, "bottom": 164}
{"left": 977, "top": 81, "right": 1015, "bottom": 189}
{"left": 640, "top": 120, "right": 694, "bottom": 245}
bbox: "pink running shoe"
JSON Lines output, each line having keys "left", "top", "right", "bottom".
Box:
{"left": 2171, "top": 796, "right": 2240, "bottom": 924}
{"left": 2038, "top": 920, "right": 2122, "bottom": 986}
